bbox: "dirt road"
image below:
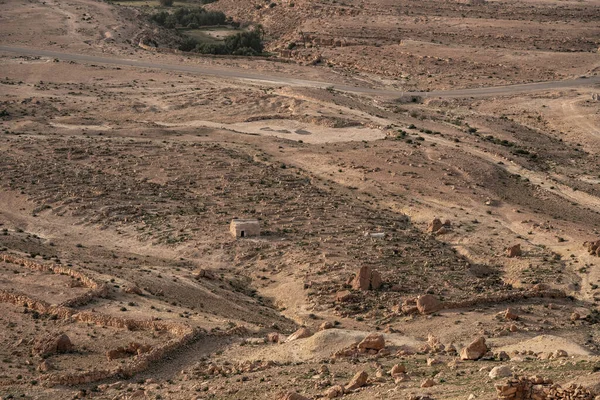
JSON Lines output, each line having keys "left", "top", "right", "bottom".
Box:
{"left": 1, "top": 45, "right": 598, "bottom": 98}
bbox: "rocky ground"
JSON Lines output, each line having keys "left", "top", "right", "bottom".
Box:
{"left": 0, "top": 0, "right": 599, "bottom": 399}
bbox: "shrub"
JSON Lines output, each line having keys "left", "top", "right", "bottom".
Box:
{"left": 159, "top": 0, "right": 174, "bottom": 6}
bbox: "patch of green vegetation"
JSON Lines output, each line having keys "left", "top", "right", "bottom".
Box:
{"left": 151, "top": 7, "right": 227, "bottom": 28}
{"left": 179, "top": 27, "right": 265, "bottom": 56}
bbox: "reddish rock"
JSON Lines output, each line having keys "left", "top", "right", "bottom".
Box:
{"left": 506, "top": 244, "right": 522, "bottom": 258}
{"left": 421, "top": 378, "right": 435, "bottom": 388}
{"left": 267, "top": 332, "right": 280, "bottom": 343}
{"left": 428, "top": 218, "right": 443, "bottom": 233}
{"left": 416, "top": 294, "right": 441, "bottom": 314}
{"left": 319, "top": 321, "right": 334, "bottom": 331}
{"left": 33, "top": 333, "right": 73, "bottom": 356}
{"left": 460, "top": 337, "right": 488, "bottom": 360}
{"left": 286, "top": 327, "right": 312, "bottom": 342}
{"left": 350, "top": 266, "right": 383, "bottom": 291}
{"left": 370, "top": 270, "right": 383, "bottom": 290}
{"left": 325, "top": 385, "right": 344, "bottom": 398}
{"left": 335, "top": 290, "right": 353, "bottom": 302}
{"left": 123, "top": 285, "right": 143, "bottom": 295}
{"left": 504, "top": 308, "right": 518, "bottom": 320}
{"left": 345, "top": 370, "right": 368, "bottom": 391}
{"left": 389, "top": 364, "right": 406, "bottom": 376}
{"left": 357, "top": 333, "right": 385, "bottom": 351}
{"left": 351, "top": 266, "right": 372, "bottom": 290}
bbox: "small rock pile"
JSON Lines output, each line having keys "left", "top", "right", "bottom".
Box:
{"left": 495, "top": 376, "right": 598, "bottom": 400}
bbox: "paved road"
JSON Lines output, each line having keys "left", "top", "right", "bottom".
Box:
{"left": 1, "top": 45, "right": 598, "bottom": 98}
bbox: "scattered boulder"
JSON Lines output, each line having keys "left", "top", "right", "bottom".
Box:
{"left": 33, "top": 333, "right": 73, "bottom": 357}
{"left": 319, "top": 321, "right": 334, "bottom": 331}
{"left": 278, "top": 392, "right": 311, "bottom": 400}
{"left": 496, "top": 351, "right": 510, "bottom": 361}
{"left": 370, "top": 270, "right": 383, "bottom": 290}
{"left": 38, "top": 360, "right": 53, "bottom": 372}
{"left": 489, "top": 365, "right": 512, "bottom": 379}
{"left": 389, "top": 364, "right": 406, "bottom": 376}
{"left": 427, "top": 358, "right": 443, "bottom": 366}
{"left": 460, "top": 337, "right": 488, "bottom": 360}
{"left": 345, "top": 370, "right": 368, "bottom": 391}
{"left": 194, "top": 268, "right": 216, "bottom": 280}
{"left": 286, "top": 327, "right": 312, "bottom": 342}
{"left": 553, "top": 349, "right": 568, "bottom": 358}
{"left": 267, "top": 332, "right": 280, "bottom": 343}
{"left": 504, "top": 308, "right": 519, "bottom": 320}
{"left": 336, "top": 290, "right": 354, "bottom": 302}
{"left": 570, "top": 312, "right": 581, "bottom": 321}
{"left": 416, "top": 294, "right": 441, "bottom": 314}
{"left": 123, "top": 285, "right": 143, "bottom": 295}
{"left": 357, "top": 333, "right": 385, "bottom": 352}
{"left": 351, "top": 266, "right": 383, "bottom": 290}
{"left": 325, "top": 385, "right": 344, "bottom": 398}
{"left": 506, "top": 244, "right": 522, "bottom": 258}
{"left": 584, "top": 240, "right": 600, "bottom": 256}
{"left": 421, "top": 378, "right": 435, "bottom": 388}
{"left": 428, "top": 218, "right": 443, "bottom": 233}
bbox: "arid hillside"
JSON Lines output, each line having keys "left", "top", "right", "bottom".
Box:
{"left": 0, "top": 0, "right": 599, "bottom": 399}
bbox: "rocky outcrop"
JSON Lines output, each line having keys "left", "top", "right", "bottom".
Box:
{"left": 496, "top": 376, "right": 597, "bottom": 400}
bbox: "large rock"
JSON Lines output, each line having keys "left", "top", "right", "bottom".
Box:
{"left": 489, "top": 365, "right": 512, "bottom": 379}
{"left": 351, "top": 266, "right": 383, "bottom": 291}
{"left": 286, "top": 327, "right": 312, "bottom": 342}
{"left": 370, "top": 270, "right": 383, "bottom": 290}
{"left": 389, "top": 364, "right": 406, "bottom": 376}
{"left": 506, "top": 244, "right": 522, "bottom": 258}
{"left": 460, "top": 337, "right": 488, "bottom": 360}
{"left": 325, "top": 385, "right": 344, "bottom": 398}
{"left": 33, "top": 333, "right": 73, "bottom": 356}
{"left": 352, "top": 266, "right": 372, "bottom": 290}
{"left": 504, "top": 308, "right": 518, "bottom": 320}
{"left": 345, "top": 370, "right": 368, "bottom": 391}
{"left": 357, "top": 333, "right": 385, "bottom": 351}
{"left": 428, "top": 218, "right": 444, "bottom": 233}
{"left": 416, "top": 294, "right": 441, "bottom": 314}
{"left": 421, "top": 378, "right": 435, "bottom": 388}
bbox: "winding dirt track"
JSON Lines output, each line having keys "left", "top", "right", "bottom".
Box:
{"left": 1, "top": 45, "right": 599, "bottom": 98}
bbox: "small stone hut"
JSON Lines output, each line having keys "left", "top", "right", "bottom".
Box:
{"left": 230, "top": 219, "right": 260, "bottom": 238}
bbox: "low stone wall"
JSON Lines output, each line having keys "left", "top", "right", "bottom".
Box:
{"left": 0, "top": 253, "right": 201, "bottom": 386}
{"left": 496, "top": 376, "right": 598, "bottom": 400}
{"left": 442, "top": 289, "right": 566, "bottom": 311}
{"left": 1, "top": 253, "right": 109, "bottom": 307}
